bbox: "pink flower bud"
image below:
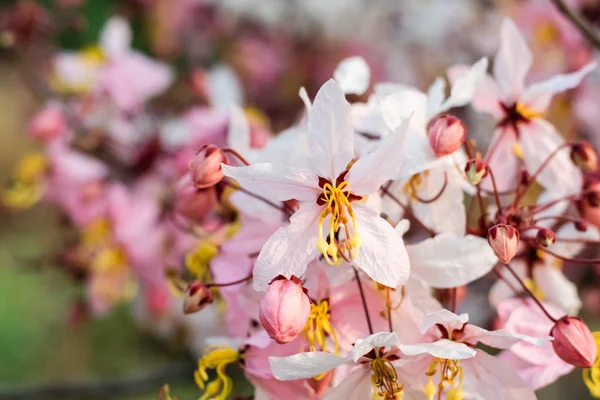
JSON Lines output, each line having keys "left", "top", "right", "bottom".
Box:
{"left": 579, "top": 182, "right": 600, "bottom": 229}
{"left": 465, "top": 159, "right": 488, "bottom": 185}
{"left": 183, "top": 281, "right": 213, "bottom": 314}
{"left": 428, "top": 114, "right": 466, "bottom": 157}
{"left": 487, "top": 224, "right": 519, "bottom": 264}
{"left": 28, "top": 105, "right": 66, "bottom": 142}
{"left": 259, "top": 275, "right": 311, "bottom": 344}
{"left": 536, "top": 228, "right": 556, "bottom": 247}
{"left": 550, "top": 316, "right": 598, "bottom": 368}
{"left": 174, "top": 173, "right": 218, "bottom": 222}
{"left": 571, "top": 141, "right": 598, "bottom": 172}
{"left": 190, "top": 145, "right": 227, "bottom": 189}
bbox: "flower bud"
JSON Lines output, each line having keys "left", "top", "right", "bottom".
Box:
{"left": 190, "top": 145, "right": 227, "bottom": 189}
{"left": 174, "top": 173, "right": 218, "bottom": 222}
{"left": 579, "top": 182, "right": 600, "bottom": 229}
{"left": 550, "top": 316, "right": 598, "bottom": 368}
{"left": 464, "top": 159, "right": 488, "bottom": 185}
{"left": 536, "top": 228, "right": 556, "bottom": 247}
{"left": 259, "top": 275, "right": 311, "bottom": 344}
{"left": 183, "top": 281, "right": 213, "bottom": 314}
{"left": 575, "top": 219, "right": 589, "bottom": 232}
{"left": 28, "top": 105, "right": 67, "bottom": 142}
{"left": 487, "top": 224, "right": 519, "bottom": 264}
{"left": 428, "top": 114, "right": 466, "bottom": 157}
{"left": 571, "top": 141, "right": 598, "bottom": 172}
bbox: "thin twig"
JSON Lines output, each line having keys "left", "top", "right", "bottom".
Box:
{"left": 549, "top": 0, "right": 600, "bottom": 49}
{"left": 353, "top": 266, "right": 374, "bottom": 335}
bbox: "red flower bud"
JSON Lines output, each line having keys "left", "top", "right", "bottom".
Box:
{"left": 428, "top": 114, "right": 466, "bottom": 157}
{"left": 190, "top": 145, "right": 227, "bottom": 189}
{"left": 259, "top": 275, "right": 311, "bottom": 344}
{"left": 571, "top": 141, "right": 598, "bottom": 172}
{"left": 579, "top": 182, "right": 600, "bottom": 229}
{"left": 487, "top": 224, "right": 519, "bottom": 264}
{"left": 183, "top": 281, "right": 213, "bottom": 314}
{"left": 465, "top": 159, "right": 488, "bottom": 185}
{"left": 550, "top": 316, "right": 598, "bottom": 368}
{"left": 536, "top": 228, "right": 556, "bottom": 247}
{"left": 174, "top": 173, "right": 218, "bottom": 223}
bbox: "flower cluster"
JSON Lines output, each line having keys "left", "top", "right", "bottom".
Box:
{"left": 3, "top": 1, "right": 600, "bottom": 399}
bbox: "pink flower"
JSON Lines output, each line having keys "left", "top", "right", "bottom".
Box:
{"left": 259, "top": 275, "right": 311, "bottom": 344}
{"left": 487, "top": 224, "right": 520, "bottom": 264}
{"left": 189, "top": 145, "right": 227, "bottom": 189}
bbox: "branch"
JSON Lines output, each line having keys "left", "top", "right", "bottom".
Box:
{"left": 549, "top": 0, "right": 600, "bottom": 49}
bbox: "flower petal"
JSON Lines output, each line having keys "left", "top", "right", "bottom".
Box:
{"left": 419, "top": 309, "right": 469, "bottom": 334}
{"left": 222, "top": 163, "right": 320, "bottom": 202}
{"left": 352, "top": 332, "right": 401, "bottom": 362}
{"left": 352, "top": 204, "right": 410, "bottom": 287}
{"left": 522, "top": 62, "right": 596, "bottom": 113}
{"left": 381, "top": 90, "right": 427, "bottom": 132}
{"left": 334, "top": 56, "right": 371, "bottom": 96}
{"left": 462, "top": 324, "right": 551, "bottom": 350}
{"left": 207, "top": 64, "right": 244, "bottom": 109}
{"left": 482, "top": 126, "right": 520, "bottom": 193}
{"left": 346, "top": 115, "right": 411, "bottom": 194}
{"left": 439, "top": 57, "right": 489, "bottom": 113}
{"left": 493, "top": 18, "right": 532, "bottom": 101}
{"left": 99, "top": 16, "right": 131, "bottom": 56}
{"left": 518, "top": 119, "right": 582, "bottom": 196}
{"left": 532, "top": 265, "right": 581, "bottom": 315}
{"left": 307, "top": 79, "right": 355, "bottom": 179}
{"left": 399, "top": 339, "right": 476, "bottom": 360}
{"left": 408, "top": 233, "right": 498, "bottom": 288}
{"left": 324, "top": 368, "right": 372, "bottom": 400}
{"left": 227, "top": 106, "right": 251, "bottom": 156}
{"left": 269, "top": 351, "right": 348, "bottom": 381}
{"left": 252, "top": 203, "right": 321, "bottom": 291}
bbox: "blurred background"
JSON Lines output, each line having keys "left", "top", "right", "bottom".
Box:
{"left": 1, "top": 0, "right": 600, "bottom": 399}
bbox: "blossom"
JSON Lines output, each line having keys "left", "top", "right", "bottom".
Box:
{"left": 463, "top": 17, "right": 596, "bottom": 195}
{"left": 222, "top": 79, "right": 411, "bottom": 291}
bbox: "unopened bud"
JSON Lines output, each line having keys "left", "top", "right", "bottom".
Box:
{"left": 536, "top": 228, "right": 556, "bottom": 247}
{"left": 579, "top": 182, "right": 600, "bottom": 229}
{"left": 190, "top": 145, "right": 227, "bottom": 189}
{"left": 487, "top": 224, "right": 519, "bottom": 264}
{"left": 428, "top": 114, "right": 466, "bottom": 157}
{"left": 259, "top": 275, "right": 311, "bottom": 344}
{"left": 183, "top": 281, "right": 213, "bottom": 314}
{"left": 174, "top": 173, "right": 218, "bottom": 222}
{"left": 550, "top": 316, "right": 598, "bottom": 368}
{"left": 575, "top": 219, "right": 589, "bottom": 232}
{"left": 571, "top": 141, "right": 598, "bottom": 172}
{"left": 465, "top": 159, "right": 488, "bottom": 185}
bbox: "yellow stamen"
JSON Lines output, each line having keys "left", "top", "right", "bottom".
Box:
{"left": 371, "top": 356, "right": 403, "bottom": 399}
{"left": 583, "top": 331, "right": 600, "bottom": 398}
{"left": 195, "top": 346, "right": 240, "bottom": 400}
{"left": 516, "top": 102, "right": 543, "bottom": 120}
{"left": 316, "top": 181, "right": 361, "bottom": 265}
{"left": 535, "top": 22, "right": 560, "bottom": 47}
{"left": 423, "top": 358, "right": 464, "bottom": 400}
{"left": 513, "top": 142, "right": 524, "bottom": 159}
{"left": 186, "top": 243, "right": 218, "bottom": 282}
{"left": 1, "top": 153, "right": 48, "bottom": 209}
{"left": 524, "top": 277, "right": 545, "bottom": 301}
{"left": 303, "top": 300, "right": 340, "bottom": 354}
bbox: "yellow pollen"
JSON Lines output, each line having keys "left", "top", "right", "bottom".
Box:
{"left": 371, "top": 357, "right": 403, "bottom": 399}
{"left": 186, "top": 243, "right": 219, "bottom": 282}
{"left": 1, "top": 153, "right": 48, "bottom": 209}
{"left": 303, "top": 300, "right": 340, "bottom": 355}
{"left": 535, "top": 22, "right": 560, "bottom": 47}
{"left": 424, "top": 358, "right": 464, "bottom": 400}
{"left": 516, "top": 102, "right": 543, "bottom": 120}
{"left": 583, "top": 331, "right": 600, "bottom": 398}
{"left": 512, "top": 142, "right": 524, "bottom": 159}
{"left": 195, "top": 346, "right": 240, "bottom": 400}
{"left": 316, "top": 181, "right": 362, "bottom": 265}
{"left": 524, "top": 277, "right": 545, "bottom": 301}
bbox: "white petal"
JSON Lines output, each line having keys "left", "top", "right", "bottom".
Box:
{"left": 298, "top": 87, "right": 312, "bottom": 112}
{"left": 461, "top": 350, "right": 536, "bottom": 400}
{"left": 346, "top": 115, "right": 411, "bottom": 194}
{"left": 533, "top": 265, "right": 581, "bottom": 315}
{"left": 519, "top": 119, "right": 582, "bottom": 196}
{"left": 408, "top": 233, "right": 498, "bottom": 288}
{"left": 419, "top": 309, "right": 469, "bottom": 334}
{"left": 252, "top": 203, "right": 321, "bottom": 291}
{"left": 399, "top": 339, "right": 476, "bottom": 360}
{"left": 307, "top": 79, "right": 355, "bottom": 179}
{"left": 550, "top": 220, "right": 600, "bottom": 258}
{"left": 269, "top": 351, "right": 348, "bottom": 380}
{"left": 493, "top": 18, "right": 532, "bottom": 100}
{"left": 439, "top": 57, "right": 489, "bottom": 113}
{"left": 381, "top": 90, "right": 427, "bottom": 132}
{"left": 207, "top": 64, "right": 244, "bottom": 109}
{"left": 462, "top": 324, "right": 551, "bottom": 350}
{"left": 222, "top": 163, "right": 320, "bottom": 202}
{"left": 482, "top": 126, "right": 520, "bottom": 193}
{"left": 395, "top": 219, "right": 411, "bottom": 236}
{"left": 334, "top": 56, "right": 371, "bottom": 96}
{"left": 426, "top": 77, "right": 446, "bottom": 118}
{"left": 99, "top": 16, "right": 132, "bottom": 56}
{"left": 522, "top": 62, "right": 596, "bottom": 113}
{"left": 324, "top": 368, "right": 372, "bottom": 400}
{"left": 352, "top": 204, "right": 410, "bottom": 287}
{"left": 227, "top": 106, "right": 251, "bottom": 156}
{"left": 410, "top": 167, "right": 466, "bottom": 236}
{"left": 352, "top": 332, "right": 401, "bottom": 362}
{"left": 488, "top": 260, "right": 527, "bottom": 307}
{"left": 396, "top": 132, "right": 451, "bottom": 182}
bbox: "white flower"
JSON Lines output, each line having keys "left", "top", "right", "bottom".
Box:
{"left": 222, "top": 79, "right": 411, "bottom": 291}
